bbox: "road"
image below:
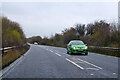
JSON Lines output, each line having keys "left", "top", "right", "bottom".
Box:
{"left": 3, "top": 44, "right": 118, "bottom": 78}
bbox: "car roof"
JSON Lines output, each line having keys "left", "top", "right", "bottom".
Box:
{"left": 69, "top": 40, "right": 84, "bottom": 43}
{"left": 70, "top": 40, "right": 82, "bottom": 42}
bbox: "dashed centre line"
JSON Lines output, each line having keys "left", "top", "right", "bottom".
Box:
{"left": 90, "top": 74, "right": 94, "bottom": 76}
{"left": 55, "top": 53, "right": 61, "bottom": 56}
{"left": 47, "top": 49, "right": 62, "bottom": 57}
{"left": 45, "top": 47, "right": 102, "bottom": 71}
{"left": 50, "top": 50, "right": 53, "bottom": 52}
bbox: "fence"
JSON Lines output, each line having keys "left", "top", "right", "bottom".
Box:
{"left": 0, "top": 44, "right": 28, "bottom": 54}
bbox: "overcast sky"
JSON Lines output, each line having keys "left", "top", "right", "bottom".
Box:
{"left": 2, "top": 2, "right": 118, "bottom": 38}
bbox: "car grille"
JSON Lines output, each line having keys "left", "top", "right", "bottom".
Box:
{"left": 78, "top": 47, "right": 83, "bottom": 49}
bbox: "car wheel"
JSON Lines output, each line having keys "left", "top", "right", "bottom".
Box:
{"left": 85, "top": 52, "right": 88, "bottom": 55}
{"left": 69, "top": 52, "right": 73, "bottom": 55}
{"left": 67, "top": 51, "right": 69, "bottom": 54}
{"left": 66, "top": 48, "right": 69, "bottom": 54}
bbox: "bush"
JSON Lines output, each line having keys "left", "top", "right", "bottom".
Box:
{"left": 2, "top": 17, "right": 26, "bottom": 47}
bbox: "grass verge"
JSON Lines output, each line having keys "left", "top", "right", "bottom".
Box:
{"left": 88, "top": 47, "right": 120, "bottom": 57}
{"left": 1, "top": 45, "right": 30, "bottom": 70}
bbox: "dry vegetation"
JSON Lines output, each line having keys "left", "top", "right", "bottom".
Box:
{"left": 2, "top": 45, "right": 30, "bottom": 69}
{"left": 2, "top": 17, "right": 26, "bottom": 48}
{"left": 1, "top": 17, "right": 30, "bottom": 69}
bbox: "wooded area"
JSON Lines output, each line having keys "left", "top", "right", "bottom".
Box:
{"left": 2, "top": 17, "right": 26, "bottom": 48}
{"left": 27, "top": 20, "right": 120, "bottom": 48}
{"left": 1, "top": 17, "right": 29, "bottom": 69}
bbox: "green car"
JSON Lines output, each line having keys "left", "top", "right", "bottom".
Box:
{"left": 67, "top": 40, "right": 88, "bottom": 55}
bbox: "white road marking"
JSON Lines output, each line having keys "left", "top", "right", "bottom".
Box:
{"left": 65, "top": 58, "right": 84, "bottom": 70}
{"left": 86, "top": 68, "right": 99, "bottom": 70}
{"left": 113, "top": 73, "right": 117, "bottom": 75}
{"left": 90, "top": 74, "right": 94, "bottom": 76}
{"left": 50, "top": 50, "right": 53, "bottom": 52}
{"left": 1, "top": 49, "right": 30, "bottom": 78}
{"left": 55, "top": 53, "right": 61, "bottom": 56}
{"left": 77, "top": 58, "right": 102, "bottom": 70}
{"left": 51, "top": 49, "right": 70, "bottom": 57}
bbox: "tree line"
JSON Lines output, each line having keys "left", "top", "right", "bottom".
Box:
{"left": 27, "top": 20, "right": 120, "bottom": 48}
{"left": 2, "top": 17, "right": 26, "bottom": 47}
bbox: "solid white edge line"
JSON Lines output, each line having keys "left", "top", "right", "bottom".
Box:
{"left": 65, "top": 58, "right": 84, "bottom": 70}
{"left": 0, "top": 47, "right": 30, "bottom": 78}
{"left": 77, "top": 58, "right": 102, "bottom": 70}
{"left": 55, "top": 53, "right": 61, "bottom": 56}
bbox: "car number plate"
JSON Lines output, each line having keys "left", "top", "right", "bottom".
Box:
{"left": 78, "top": 50, "right": 83, "bottom": 51}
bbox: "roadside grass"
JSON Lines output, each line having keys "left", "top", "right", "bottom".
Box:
{"left": 88, "top": 51, "right": 119, "bottom": 58}
{"left": 88, "top": 47, "right": 120, "bottom": 57}
{"left": 2, "top": 45, "right": 30, "bottom": 70}
{"left": 2, "top": 50, "right": 21, "bottom": 69}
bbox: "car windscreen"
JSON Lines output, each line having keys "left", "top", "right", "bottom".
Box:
{"left": 71, "top": 41, "right": 84, "bottom": 45}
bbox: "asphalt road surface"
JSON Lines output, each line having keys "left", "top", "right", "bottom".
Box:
{"left": 3, "top": 44, "right": 118, "bottom": 78}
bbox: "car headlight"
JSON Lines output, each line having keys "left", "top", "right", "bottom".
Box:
{"left": 85, "top": 46, "right": 88, "bottom": 49}
{"left": 72, "top": 47, "right": 76, "bottom": 49}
